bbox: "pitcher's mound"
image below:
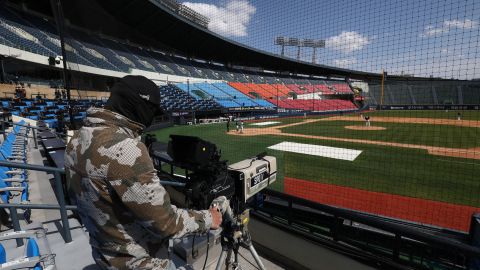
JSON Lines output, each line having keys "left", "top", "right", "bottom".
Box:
{"left": 345, "top": 125, "right": 386, "bottom": 131}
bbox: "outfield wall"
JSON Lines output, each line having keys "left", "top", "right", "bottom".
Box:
{"left": 365, "top": 81, "right": 480, "bottom": 106}
{"left": 371, "top": 105, "right": 480, "bottom": 110}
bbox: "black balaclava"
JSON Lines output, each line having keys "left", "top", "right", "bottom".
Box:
{"left": 105, "top": 75, "right": 162, "bottom": 127}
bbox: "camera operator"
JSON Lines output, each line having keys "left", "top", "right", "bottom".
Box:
{"left": 65, "top": 75, "right": 222, "bottom": 270}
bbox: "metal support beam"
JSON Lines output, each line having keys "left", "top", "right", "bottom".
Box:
{"left": 312, "top": 47, "right": 317, "bottom": 64}
{"left": 0, "top": 56, "right": 5, "bottom": 83}
{"left": 9, "top": 207, "right": 23, "bottom": 247}
{"left": 1, "top": 121, "right": 5, "bottom": 140}
{"left": 50, "top": 0, "right": 74, "bottom": 128}
{"left": 31, "top": 125, "right": 38, "bottom": 149}
{"left": 54, "top": 171, "right": 72, "bottom": 243}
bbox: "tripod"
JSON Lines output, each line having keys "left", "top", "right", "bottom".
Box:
{"left": 214, "top": 210, "right": 266, "bottom": 270}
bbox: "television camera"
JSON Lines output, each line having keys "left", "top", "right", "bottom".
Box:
{"left": 148, "top": 135, "right": 277, "bottom": 213}
{"left": 147, "top": 134, "right": 277, "bottom": 269}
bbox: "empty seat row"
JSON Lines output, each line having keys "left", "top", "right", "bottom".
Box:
{"left": 0, "top": 121, "right": 31, "bottom": 224}
{"left": 0, "top": 226, "right": 55, "bottom": 270}
{"left": 1, "top": 7, "right": 358, "bottom": 85}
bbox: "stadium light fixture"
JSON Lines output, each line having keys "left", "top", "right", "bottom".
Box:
{"left": 275, "top": 36, "right": 325, "bottom": 63}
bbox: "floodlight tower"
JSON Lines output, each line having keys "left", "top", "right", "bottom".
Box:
{"left": 275, "top": 37, "right": 325, "bottom": 63}
{"left": 275, "top": 78, "right": 280, "bottom": 113}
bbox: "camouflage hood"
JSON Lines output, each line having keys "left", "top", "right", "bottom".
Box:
{"left": 65, "top": 107, "right": 212, "bottom": 270}
{"left": 84, "top": 107, "right": 144, "bottom": 136}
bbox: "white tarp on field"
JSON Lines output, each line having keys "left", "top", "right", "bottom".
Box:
{"left": 250, "top": 121, "right": 281, "bottom": 126}
{"left": 268, "top": 141, "right": 362, "bottom": 161}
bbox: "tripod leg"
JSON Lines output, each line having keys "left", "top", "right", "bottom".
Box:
{"left": 215, "top": 248, "right": 228, "bottom": 270}
{"left": 248, "top": 244, "right": 266, "bottom": 270}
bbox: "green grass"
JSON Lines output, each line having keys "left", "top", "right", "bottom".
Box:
{"left": 246, "top": 116, "right": 319, "bottom": 128}
{"left": 151, "top": 110, "right": 480, "bottom": 207}
{"left": 284, "top": 143, "right": 480, "bottom": 207}
{"left": 366, "top": 110, "right": 480, "bottom": 120}
{"left": 281, "top": 120, "right": 480, "bottom": 148}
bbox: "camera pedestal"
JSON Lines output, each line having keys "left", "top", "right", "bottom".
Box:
{"left": 215, "top": 211, "right": 266, "bottom": 270}
{"left": 215, "top": 231, "right": 265, "bottom": 270}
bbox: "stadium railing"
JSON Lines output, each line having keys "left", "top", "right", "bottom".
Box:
{"left": 255, "top": 189, "right": 480, "bottom": 269}
{"left": 0, "top": 160, "right": 75, "bottom": 246}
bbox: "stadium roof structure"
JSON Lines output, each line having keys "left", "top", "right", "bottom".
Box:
{"left": 104, "top": 0, "right": 385, "bottom": 80}
{"left": 10, "top": 0, "right": 457, "bottom": 82}
{"left": 9, "top": 0, "right": 385, "bottom": 80}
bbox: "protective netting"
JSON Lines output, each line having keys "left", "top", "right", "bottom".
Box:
{"left": 173, "top": 0, "right": 480, "bottom": 233}
{"left": 174, "top": 0, "right": 480, "bottom": 232}
{"left": 0, "top": 0, "right": 479, "bottom": 235}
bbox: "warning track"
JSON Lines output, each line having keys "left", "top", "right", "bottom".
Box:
{"left": 285, "top": 177, "right": 480, "bottom": 232}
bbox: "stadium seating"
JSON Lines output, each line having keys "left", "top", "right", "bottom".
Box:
{"left": 435, "top": 85, "right": 459, "bottom": 104}
{"left": 195, "top": 82, "right": 233, "bottom": 100}
{"left": 0, "top": 6, "right": 354, "bottom": 90}
{"left": 228, "top": 82, "right": 256, "bottom": 98}
{"left": 160, "top": 84, "right": 220, "bottom": 111}
{"left": 0, "top": 121, "right": 31, "bottom": 222}
{"left": 387, "top": 84, "right": 413, "bottom": 104}
{"left": 364, "top": 82, "right": 480, "bottom": 106}
{"left": 227, "top": 82, "right": 356, "bottom": 111}
{"left": 0, "top": 9, "right": 55, "bottom": 57}
{"left": 2, "top": 6, "right": 340, "bottom": 85}
{"left": 0, "top": 7, "right": 359, "bottom": 113}
{"left": 174, "top": 83, "right": 272, "bottom": 109}
{"left": 311, "top": 84, "right": 334, "bottom": 95}
{"left": 212, "top": 83, "right": 271, "bottom": 107}
{"left": 195, "top": 83, "right": 267, "bottom": 108}
{"left": 330, "top": 83, "right": 352, "bottom": 93}
{"left": 0, "top": 226, "right": 55, "bottom": 269}
{"left": 275, "top": 99, "right": 356, "bottom": 111}
{"left": 1, "top": 98, "right": 105, "bottom": 128}
{"left": 462, "top": 85, "right": 480, "bottom": 104}
{"left": 285, "top": 84, "right": 305, "bottom": 94}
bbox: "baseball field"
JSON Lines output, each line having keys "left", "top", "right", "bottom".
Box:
{"left": 152, "top": 110, "right": 480, "bottom": 232}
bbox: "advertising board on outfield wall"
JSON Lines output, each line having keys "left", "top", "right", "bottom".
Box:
{"left": 372, "top": 105, "right": 480, "bottom": 110}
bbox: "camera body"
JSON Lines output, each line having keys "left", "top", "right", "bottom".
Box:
{"left": 183, "top": 160, "right": 236, "bottom": 210}
{"left": 229, "top": 156, "right": 277, "bottom": 206}
{"left": 148, "top": 135, "right": 277, "bottom": 213}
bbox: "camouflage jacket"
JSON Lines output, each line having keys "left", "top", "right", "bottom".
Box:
{"left": 65, "top": 108, "right": 212, "bottom": 270}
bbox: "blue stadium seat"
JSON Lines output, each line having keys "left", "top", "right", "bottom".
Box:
{"left": 26, "top": 238, "right": 42, "bottom": 270}
{"left": 0, "top": 244, "right": 5, "bottom": 264}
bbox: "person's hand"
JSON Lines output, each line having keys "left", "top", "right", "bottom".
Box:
{"left": 209, "top": 206, "right": 222, "bottom": 230}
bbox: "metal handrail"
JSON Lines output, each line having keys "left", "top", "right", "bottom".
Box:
{"left": 1, "top": 120, "right": 37, "bottom": 148}
{"left": 261, "top": 189, "right": 480, "bottom": 258}
{"left": 0, "top": 160, "right": 73, "bottom": 245}
{"left": 0, "top": 120, "right": 72, "bottom": 138}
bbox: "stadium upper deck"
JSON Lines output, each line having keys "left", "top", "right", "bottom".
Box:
{"left": 0, "top": 4, "right": 359, "bottom": 113}
{"left": 0, "top": 4, "right": 350, "bottom": 83}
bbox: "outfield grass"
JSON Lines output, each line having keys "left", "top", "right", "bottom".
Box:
{"left": 281, "top": 120, "right": 480, "bottom": 148}
{"left": 246, "top": 116, "right": 318, "bottom": 128}
{"left": 283, "top": 143, "right": 480, "bottom": 207}
{"left": 365, "top": 110, "right": 480, "bottom": 120}
{"left": 151, "top": 110, "right": 480, "bottom": 207}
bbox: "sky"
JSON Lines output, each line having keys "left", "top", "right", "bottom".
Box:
{"left": 182, "top": 0, "right": 480, "bottom": 79}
